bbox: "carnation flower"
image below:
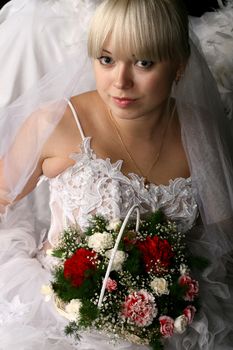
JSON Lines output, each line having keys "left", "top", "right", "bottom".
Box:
{"left": 183, "top": 305, "right": 196, "bottom": 324}
{"left": 174, "top": 315, "right": 188, "bottom": 334}
{"left": 65, "top": 299, "right": 82, "bottom": 322}
{"left": 179, "top": 275, "right": 199, "bottom": 301}
{"left": 64, "top": 248, "right": 97, "bottom": 287}
{"left": 105, "top": 249, "right": 127, "bottom": 271}
{"left": 137, "top": 236, "right": 174, "bottom": 274}
{"left": 159, "top": 316, "right": 174, "bottom": 337}
{"left": 121, "top": 290, "right": 158, "bottom": 327}
{"left": 106, "top": 218, "right": 122, "bottom": 231}
{"left": 106, "top": 277, "right": 118, "bottom": 292}
{"left": 88, "top": 231, "right": 114, "bottom": 253}
{"left": 150, "top": 277, "right": 169, "bottom": 296}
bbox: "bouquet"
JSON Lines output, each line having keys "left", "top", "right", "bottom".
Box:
{"left": 45, "top": 205, "right": 205, "bottom": 350}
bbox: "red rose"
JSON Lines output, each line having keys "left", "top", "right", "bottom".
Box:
{"left": 137, "top": 236, "right": 174, "bottom": 274}
{"left": 64, "top": 248, "right": 97, "bottom": 287}
{"left": 179, "top": 275, "right": 199, "bottom": 301}
{"left": 159, "top": 316, "right": 174, "bottom": 337}
{"left": 183, "top": 305, "right": 196, "bottom": 324}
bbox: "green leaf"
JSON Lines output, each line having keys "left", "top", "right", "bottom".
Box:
{"left": 123, "top": 246, "right": 144, "bottom": 276}
{"left": 79, "top": 300, "right": 99, "bottom": 327}
{"left": 65, "top": 321, "right": 81, "bottom": 340}
{"left": 52, "top": 249, "right": 65, "bottom": 258}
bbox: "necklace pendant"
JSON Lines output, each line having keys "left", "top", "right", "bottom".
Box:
{"left": 144, "top": 178, "right": 150, "bottom": 190}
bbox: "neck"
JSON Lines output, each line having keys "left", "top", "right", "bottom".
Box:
{"left": 108, "top": 99, "right": 172, "bottom": 142}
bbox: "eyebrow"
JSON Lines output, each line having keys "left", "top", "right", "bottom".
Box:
{"left": 102, "top": 49, "right": 112, "bottom": 54}
{"left": 102, "top": 48, "right": 137, "bottom": 59}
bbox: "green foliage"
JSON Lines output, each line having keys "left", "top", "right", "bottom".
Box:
{"left": 169, "top": 281, "right": 187, "bottom": 299}
{"left": 51, "top": 267, "right": 81, "bottom": 302}
{"left": 51, "top": 266, "right": 102, "bottom": 302}
{"left": 65, "top": 321, "right": 81, "bottom": 340}
{"left": 52, "top": 249, "right": 65, "bottom": 259}
{"left": 52, "top": 226, "right": 80, "bottom": 259}
{"left": 145, "top": 210, "right": 165, "bottom": 229}
{"left": 85, "top": 215, "right": 108, "bottom": 236}
{"left": 79, "top": 300, "right": 99, "bottom": 327}
{"left": 123, "top": 245, "right": 144, "bottom": 276}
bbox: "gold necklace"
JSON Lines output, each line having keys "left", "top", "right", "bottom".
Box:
{"left": 108, "top": 104, "right": 175, "bottom": 189}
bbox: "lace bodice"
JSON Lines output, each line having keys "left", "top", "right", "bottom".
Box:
{"left": 46, "top": 136, "right": 198, "bottom": 246}
{"left": 44, "top": 100, "right": 199, "bottom": 246}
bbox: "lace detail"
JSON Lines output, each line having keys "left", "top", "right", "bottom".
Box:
{"left": 47, "top": 137, "right": 198, "bottom": 246}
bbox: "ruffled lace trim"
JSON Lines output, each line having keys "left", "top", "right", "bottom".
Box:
{"left": 47, "top": 137, "right": 198, "bottom": 244}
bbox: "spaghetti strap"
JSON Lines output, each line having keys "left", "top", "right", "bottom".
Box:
{"left": 66, "top": 98, "right": 85, "bottom": 141}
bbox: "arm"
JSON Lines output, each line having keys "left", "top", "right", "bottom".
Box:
{"left": 0, "top": 156, "right": 44, "bottom": 211}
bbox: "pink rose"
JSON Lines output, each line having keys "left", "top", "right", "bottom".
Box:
{"left": 121, "top": 290, "right": 158, "bottom": 327}
{"left": 179, "top": 275, "right": 199, "bottom": 301}
{"left": 106, "top": 277, "right": 117, "bottom": 292}
{"left": 183, "top": 305, "right": 196, "bottom": 324}
{"left": 159, "top": 316, "right": 174, "bottom": 337}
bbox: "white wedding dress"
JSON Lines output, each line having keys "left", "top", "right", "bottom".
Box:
{"left": 0, "top": 103, "right": 201, "bottom": 350}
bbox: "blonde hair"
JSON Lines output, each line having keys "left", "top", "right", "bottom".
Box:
{"left": 88, "top": 0, "right": 190, "bottom": 63}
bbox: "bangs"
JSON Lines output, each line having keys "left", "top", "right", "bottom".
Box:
{"left": 88, "top": 0, "right": 190, "bottom": 63}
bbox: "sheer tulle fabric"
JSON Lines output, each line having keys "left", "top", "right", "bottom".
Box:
{"left": 0, "top": 0, "right": 99, "bottom": 106}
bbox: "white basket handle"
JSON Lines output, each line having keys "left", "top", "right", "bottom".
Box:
{"left": 97, "top": 204, "right": 140, "bottom": 308}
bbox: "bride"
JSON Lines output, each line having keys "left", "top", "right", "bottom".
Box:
{"left": 0, "top": 0, "right": 233, "bottom": 349}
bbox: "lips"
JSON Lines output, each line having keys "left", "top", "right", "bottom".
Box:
{"left": 112, "top": 96, "right": 137, "bottom": 107}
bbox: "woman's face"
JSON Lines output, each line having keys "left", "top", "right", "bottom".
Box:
{"left": 93, "top": 39, "right": 179, "bottom": 120}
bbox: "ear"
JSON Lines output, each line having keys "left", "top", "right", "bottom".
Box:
{"left": 175, "top": 62, "right": 187, "bottom": 84}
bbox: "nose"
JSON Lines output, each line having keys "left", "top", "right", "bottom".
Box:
{"left": 113, "top": 63, "right": 133, "bottom": 90}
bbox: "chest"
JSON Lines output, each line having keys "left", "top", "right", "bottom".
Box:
{"left": 47, "top": 138, "right": 198, "bottom": 236}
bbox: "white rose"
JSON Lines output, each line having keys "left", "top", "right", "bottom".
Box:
{"left": 106, "top": 218, "right": 122, "bottom": 231}
{"left": 174, "top": 315, "right": 188, "bottom": 334}
{"left": 88, "top": 232, "right": 114, "bottom": 253}
{"left": 105, "top": 249, "right": 127, "bottom": 271}
{"left": 150, "top": 278, "right": 169, "bottom": 296}
{"left": 65, "top": 299, "right": 82, "bottom": 322}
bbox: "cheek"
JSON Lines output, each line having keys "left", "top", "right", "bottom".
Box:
{"left": 95, "top": 71, "right": 111, "bottom": 91}
{"left": 146, "top": 72, "right": 174, "bottom": 97}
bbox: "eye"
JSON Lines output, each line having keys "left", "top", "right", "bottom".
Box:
{"left": 135, "top": 60, "right": 154, "bottom": 69}
{"left": 97, "top": 56, "right": 115, "bottom": 65}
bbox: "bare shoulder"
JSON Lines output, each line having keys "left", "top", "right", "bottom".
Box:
{"left": 71, "top": 91, "right": 103, "bottom": 117}
{"left": 42, "top": 91, "right": 99, "bottom": 152}
{"left": 70, "top": 90, "right": 107, "bottom": 134}
{"left": 41, "top": 90, "right": 105, "bottom": 178}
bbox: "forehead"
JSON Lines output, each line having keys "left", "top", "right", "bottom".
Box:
{"left": 100, "top": 35, "right": 151, "bottom": 61}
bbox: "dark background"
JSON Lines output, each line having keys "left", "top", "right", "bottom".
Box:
{"left": 184, "top": 0, "right": 226, "bottom": 16}
{"left": 0, "top": 0, "right": 227, "bottom": 16}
